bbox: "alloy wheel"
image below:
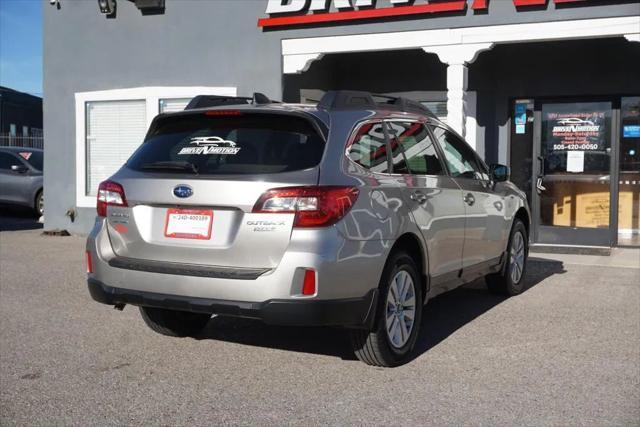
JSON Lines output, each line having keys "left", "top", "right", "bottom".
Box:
{"left": 37, "top": 193, "right": 44, "bottom": 216}
{"left": 385, "top": 270, "right": 416, "bottom": 349}
{"left": 510, "top": 231, "right": 525, "bottom": 284}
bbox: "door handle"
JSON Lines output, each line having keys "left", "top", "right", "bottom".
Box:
{"left": 463, "top": 193, "right": 475, "bottom": 206}
{"left": 536, "top": 177, "right": 546, "bottom": 194}
{"left": 410, "top": 191, "right": 428, "bottom": 204}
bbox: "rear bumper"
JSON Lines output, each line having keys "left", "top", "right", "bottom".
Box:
{"left": 88, "top": 278, "right": 378, "bottom": 329}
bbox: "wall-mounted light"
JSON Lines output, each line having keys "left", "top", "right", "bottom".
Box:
{"left": 97, "top": 0, "right": 116, "bottom": 16}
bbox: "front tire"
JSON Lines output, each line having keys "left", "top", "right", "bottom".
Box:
{"left": 350, "top": 251, "right": 423, "bottom": 367}
{"left": 486, "top": 219, "right": 528, "bottom": 296}
{"left": 34, "top": 190, "right": 44, "bottom": 216}
{"left": 139, "top": 306, "right": 210, "bottom": 337}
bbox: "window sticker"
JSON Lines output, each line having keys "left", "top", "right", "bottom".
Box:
{"left": 178, "top": 136, "right": 241, "bottom": 155}
{"left": 18, "top": 152, "right": 32, "bottom": 160}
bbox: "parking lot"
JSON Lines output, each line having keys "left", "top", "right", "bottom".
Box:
{"left": 0, "top": 227, "right": 639, "bottom": 425}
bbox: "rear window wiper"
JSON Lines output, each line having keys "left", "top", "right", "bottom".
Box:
{"left": 139, "top": 161, "right": 199, "bottom": 174}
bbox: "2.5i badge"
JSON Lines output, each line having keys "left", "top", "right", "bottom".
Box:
{"left": 178, "top": 136, "right": 241, "bottom": 155}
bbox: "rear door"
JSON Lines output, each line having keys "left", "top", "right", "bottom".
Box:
{"left": 430, "top": 126, "right": 506, "bottom": 269}
{"left": 105, "top": 111, "right": 326, "bottom": 269}
{"left": 385, "top": 120, "right": 466, "bottom": 280}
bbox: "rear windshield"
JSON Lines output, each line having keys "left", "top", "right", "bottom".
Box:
{"left": 127, "top": 113, "right": 325, "bottom": 175}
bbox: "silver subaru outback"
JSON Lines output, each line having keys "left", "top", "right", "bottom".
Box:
{"left": 87, "top": 91, "right": 530, "bottom": 367}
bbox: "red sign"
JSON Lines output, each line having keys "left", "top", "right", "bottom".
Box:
{"left": 258, "top": 0, "right": 592, "bottom": 28}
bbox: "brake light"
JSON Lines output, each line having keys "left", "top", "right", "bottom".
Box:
{"left": 96, "top": 180, "right": 128, "bottom": 217}
{"left": 252, "top": 186, "right": 359, "bottom": 227}
{"left": 205, "top": 110, "right": 243, "bottom": 116}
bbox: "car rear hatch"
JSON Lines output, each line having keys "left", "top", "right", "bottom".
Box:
{"left": 102, "top": 110, "right": 326, "bottom": 270}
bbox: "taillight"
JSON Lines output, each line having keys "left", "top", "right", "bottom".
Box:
{"left": 96, "top": 180, "right": 128, "bottom": 217}
{"left": 252, "top": 186, "right": 359, "bottom": 227}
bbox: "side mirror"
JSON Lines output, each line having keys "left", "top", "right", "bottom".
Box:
{"left": 490, "top": 164, "right": 510, "bottom": 182}
{"left": 11, "top": 164, "right": 29, "bottom": 173}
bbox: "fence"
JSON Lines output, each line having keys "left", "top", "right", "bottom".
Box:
{"left": 0, "top": 135, "right": 44, "bottom": 149}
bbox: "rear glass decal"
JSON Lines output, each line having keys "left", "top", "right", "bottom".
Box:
{"left": 18, "top": 152, "right": 33, "bottom": 160}
{"left": 178, "top": 136, "right": 241, "bottom": 155}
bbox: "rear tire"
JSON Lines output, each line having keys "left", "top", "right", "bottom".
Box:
{"left": 350, "top": 251, "right": 423, "bottom": 367}
{"left": 486, "top": 219, "right": 528, "bottom": 296}
{"left": 139, "top": 306, "right": 210, "bottom": 337}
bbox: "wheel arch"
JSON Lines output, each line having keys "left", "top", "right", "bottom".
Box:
{"left": 389, "top": 232, "right": 429, "bottom": 303}
{"left": 514, "top": 207, "right": 530, "bottom": 239}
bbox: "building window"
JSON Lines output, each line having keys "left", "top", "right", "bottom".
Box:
{"left": 85, "top": 100, "right": 147, "bottom": 196}
{"left": 75, "top": 86, "right": 237, "bottom": 207}
{"left": 159, "top": 98, "right": 193, "bottom": 113}
{"left": 9, "top": 124, "right": 16, "bottom": 136}
{"left": 23, "top": 126, "right": 29, "bottom": 136}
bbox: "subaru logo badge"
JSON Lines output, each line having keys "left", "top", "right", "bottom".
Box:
{"left": 173, "top": 185, "right": 193, "bottom": 198}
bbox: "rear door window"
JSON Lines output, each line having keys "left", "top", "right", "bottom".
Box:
{"left": 347, "top": 122, "right": 390, "bottom": 174}
{"left": 387, "top": 121, "right": 445, "bottom": 175}
{"left": 430, "top": 126, "right": 483, "bottom": 180}
{"left": 127, "top": 113, "right": 325, "bottom": 175}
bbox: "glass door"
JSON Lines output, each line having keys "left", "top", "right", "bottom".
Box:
{"left": 533, "top": 100, "right": 615, "bottom": 246}
{"left": 618, "top": 97, "right": 640, "bottom": 246}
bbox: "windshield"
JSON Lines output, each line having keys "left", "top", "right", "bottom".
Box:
{"left": 127, "top": 113, "right": 325, "bottom": 175}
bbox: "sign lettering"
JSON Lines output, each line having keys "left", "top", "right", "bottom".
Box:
{"left": 259, "top": 0, "right": 602, "bottom": 28}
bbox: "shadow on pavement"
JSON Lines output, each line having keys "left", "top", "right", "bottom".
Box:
{"left": 196, "top": 257, "right": 566, "bottom": 361}
{"left": 0, "top": 205, "right": 42, "bottom": 232}
{"left": 411, "top": 257, "right": 566, "bottom": 360}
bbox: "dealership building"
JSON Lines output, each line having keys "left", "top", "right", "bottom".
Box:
{"left": 43, "top": 0, "right": 640, "bottom": 248}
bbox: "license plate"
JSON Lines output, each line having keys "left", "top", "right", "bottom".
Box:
{"left": 164, "top": 208, "right": 213, "bottom": 240}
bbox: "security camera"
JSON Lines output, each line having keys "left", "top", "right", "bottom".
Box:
{"left": 49, "top": 0, "right": 58, "bottom": 5}
{"left": 98, "top": 0, "right": 116, "bottom": 15}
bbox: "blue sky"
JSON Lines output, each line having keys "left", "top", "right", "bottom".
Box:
{"left": 0, "top": 0, "right": 42, "bottom": 96}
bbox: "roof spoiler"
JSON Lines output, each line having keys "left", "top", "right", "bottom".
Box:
{"left": 317, "top": 90, "right": 437, "bottom": 118}
{"left": 184, "top": 92, "right": 278, "bottom": 110}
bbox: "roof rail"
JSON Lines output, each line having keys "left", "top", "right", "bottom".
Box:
{"left": 184, "top": 92, "right": 276, "bottom": 110}
{"left": 317, "top": 90, "right": 437, "bottom": 118}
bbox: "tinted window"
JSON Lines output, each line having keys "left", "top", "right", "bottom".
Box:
{"left": 0, "top": 153, "right": 19, "bottom": 170}
{"left": 128, "top": 113, "right": 325, "bottom": 175}
{"left": 387, "top": 121, "right": 444, "bottom": 175}
{"left": 347, "top": 122, "right": 390, "bottom": 173}
{"left": 431, "top": 126, "right": 483, "bottom": 179}
{"left": 17, "top": 151, "right": 43, "bottom": 171}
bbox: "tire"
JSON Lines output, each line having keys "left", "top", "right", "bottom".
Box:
{"left": 34, "top": 190, "right": 44, "bottom": 216}
{"left": 139, "top": 306, "right": 211, "bottom": 337}
{"left": 350, "top": 251, "right": 423, "bottom": 367}
{"left": 486, "top": 219, "right": 528, "bottom": 296}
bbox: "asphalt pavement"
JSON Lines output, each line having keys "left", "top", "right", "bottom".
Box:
{"left": 0, "top": 229, "right": 638, "bottom": 425}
